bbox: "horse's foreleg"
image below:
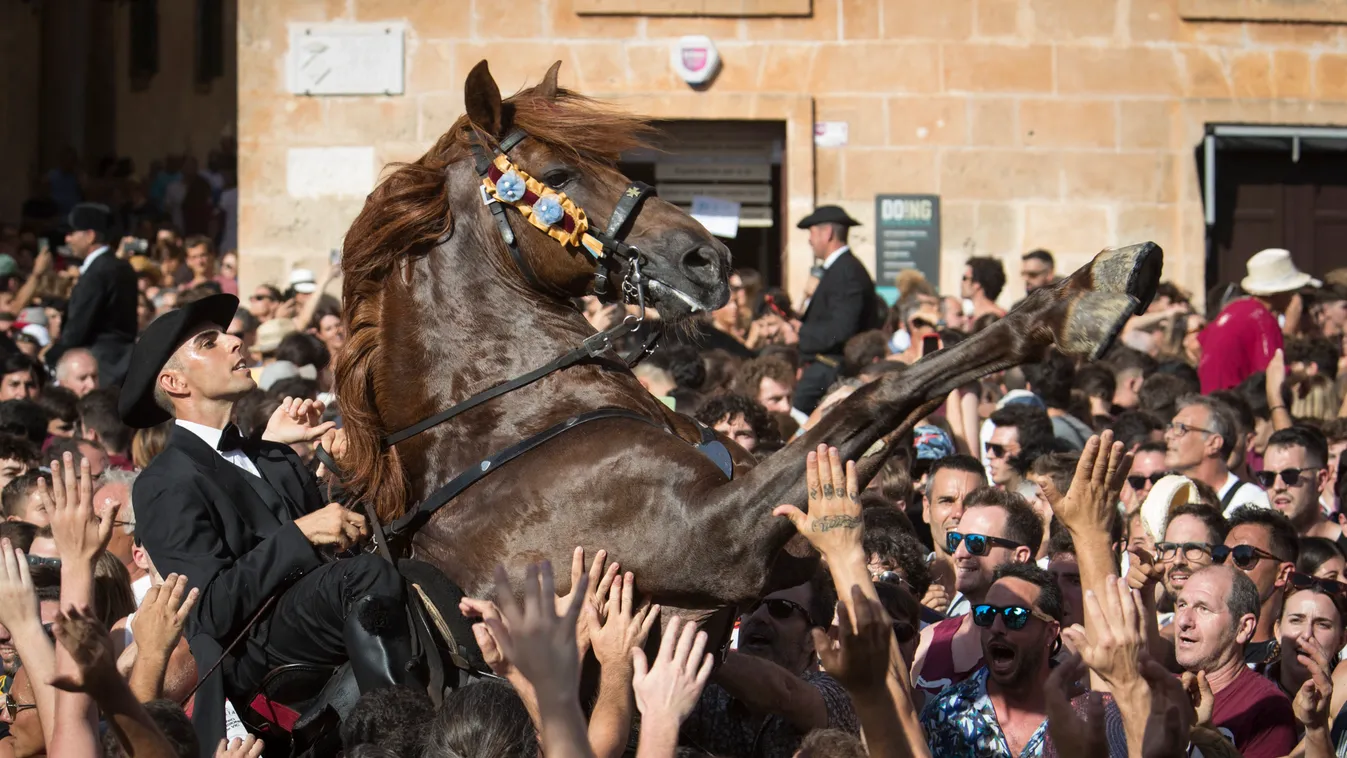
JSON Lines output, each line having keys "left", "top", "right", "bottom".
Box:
{"left": 695, "top": 242, "right": 1163, "bottom": 604}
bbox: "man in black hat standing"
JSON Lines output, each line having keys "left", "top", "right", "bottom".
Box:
{"left": 793, "top": 205, "right": 881, "bottom": 414}
{"left": 120, "top": 293, "right": 419, "bottom": 751}
{"left": 46, "top": 202, "right": 138, "bottom": 385}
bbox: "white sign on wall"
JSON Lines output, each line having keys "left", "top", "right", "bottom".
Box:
{"left": 691, "top": 196, "right": 741, "bottom": 240}
{"left": 287, "top": 147, "right": 376, "bottom": 198}
{"left": 814, "top": 121, "right": 849, "bottom": 147}
{"left": 287, "top": 23, "right": 405, "bottom": 96}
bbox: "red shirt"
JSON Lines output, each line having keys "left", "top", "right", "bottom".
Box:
{"left": 1198, "top": 298, "right": 1283, "bottom": 393}
{"left": 1210, "top": 665, "right": 1296, "bottom": 758}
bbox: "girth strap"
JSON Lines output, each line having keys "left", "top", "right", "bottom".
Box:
{"left": 386, "top": 407, "right": 667, "bottom": 536}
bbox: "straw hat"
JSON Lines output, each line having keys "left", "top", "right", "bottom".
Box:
{"left": 253, "top": 317, "right": 297, "bottom": 355}
{"left": 1240, "top": 248, "right": 1321, "bottom": 296}
{"left": 1138, "top": 474, "right": 1201, "bottom": 542}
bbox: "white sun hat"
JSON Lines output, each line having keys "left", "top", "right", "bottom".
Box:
{"left": 1240, "top": 248, "right": 1321, "bottom": 296}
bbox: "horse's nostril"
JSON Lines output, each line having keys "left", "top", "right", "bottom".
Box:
{"left": 681, "top": 246, "right": 718, "bottom": 275}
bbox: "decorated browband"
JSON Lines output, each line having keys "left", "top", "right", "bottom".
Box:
{"left": 481, "top": 154, "right": 609, "bottom": 261}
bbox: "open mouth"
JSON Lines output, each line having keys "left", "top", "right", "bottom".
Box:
{"left": 647, "top": 279, "right": 715, "bottom": 314}
{"left": 1176, "top": 633, "right": 1198, "bottom": 648}
{"left": 986, "top": 640, "right": 1017, "bottom": 672}
{"left": 233, "top": 359, "right": 249, "bottom": 372}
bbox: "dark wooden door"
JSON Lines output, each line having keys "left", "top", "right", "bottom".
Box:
{"left": 1210, "top": 150, "right": 1347, "bottom": 289}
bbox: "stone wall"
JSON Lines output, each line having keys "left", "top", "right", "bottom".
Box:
{"left": 236, "top": 0, "right": 1347, "bottom": 306}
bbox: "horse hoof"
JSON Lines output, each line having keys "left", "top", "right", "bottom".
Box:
{"left": 1056, "top": 241, "right": 1164, "bottom": 360}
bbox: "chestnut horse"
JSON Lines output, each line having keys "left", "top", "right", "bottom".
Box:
{"left": 335, "top": 60, "right": 1161, "bottom": 611}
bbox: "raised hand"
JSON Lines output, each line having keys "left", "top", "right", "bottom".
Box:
{"left": 1045, "top": 653, "right": 1108, "bottom": 756}
{"left": 773, "top": 445, "right": 863, "bottom": 562}
{"left": 630, "top": 615, "right": 713, "bottom": 728}
{"left": 1051, "top": 431, "right": 1130, "bottom": 538}
{"left": 1125, "top": 547, "right": 1162, "bottom": 592}
{"left": 0, "top": 539, "right": 39, "bottom": 631}
{"left": 47, "top": 607, "right": 120, "bottom": 697}
{"left": 484, "top": 561, "right": 588, "bottom": 696}
{"left": 588, "top": 571, "right": 659, "bottom": 670}
{"left": 131, "top": 574, "right": 199, "bottom": 660}
{"left": 812, "top": 586, "right": 893, "bottom": 696}
{"left": 1290, "top": 636, "right": 1334, "bottom": 731}
{"left": 215, "top": 735, "right": 265, "bottom": 758}
{"left": 921, "top": 583, "right": 950, "bottom": 614}
{"left": 43, "top": 453, "right": 113, "bottom": 565}
{"left": 1180, "top": 669, "right": 1214, "bottom": 727}
{"left": 1139, "top": 659, "right": 1195, "bottom": 758}
{"left": 1060, "top": 577, "right": 1146, "bottom": 689}
{"left": 555, "top": 546, "right": 614, "bottom": 657}
{"left": 262, "top": 397, "right": 336, "bottom": 445}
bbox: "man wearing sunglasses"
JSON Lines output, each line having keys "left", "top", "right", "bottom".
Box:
{"left": 986, "top": 404, "right": 1054, "bottom": 496}
{"left": 1262, "top": 427, "right": 1337, "bottom": 542}
{"left": 1121, "top": 441, "right": 1169, "bottom": 513}
{"left": 1219, "top": 506, "right": 1299, "bottom": 670}
{"left": 247, "top": 284, "right": 282, "bottom": 323}
{"left": 1165, "top": 395, "right": 1270, "bottom": 517}
{"left": 920, "top": 455, "right": 988, "bottom": 617}
{"left": 1173, "top": 565, "right": 1297, "bottom": 758}
{"left": 0, "top": 666, "right": 41, "bottom": 758}
{"left": 912, "top": 488, "right": 1040, "bottom": 705}
{"left": 921, "top": 563, "right": 1062, "bottom": 758}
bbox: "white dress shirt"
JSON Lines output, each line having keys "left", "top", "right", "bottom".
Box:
{"left": 79, "top": 245, "right": 111, "bottom": 275}
{"left": 1219, "top": 471, "right": 1271, "bottom": 517}
{"left": 175, "top": 419, "right": 262, "bottom": 478}
{"left": 820, "top": 244, "right": 850, "bottom": 270}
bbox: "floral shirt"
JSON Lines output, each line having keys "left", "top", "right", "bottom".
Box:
{"left": 680, "top": 669, "right": 858, "bottom": 758}
{"left": 920, "top": 668, "right": 1048, "bottom": 758}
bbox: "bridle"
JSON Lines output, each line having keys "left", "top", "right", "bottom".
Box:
{"left": 470, "top": 127, "right": 657, "bottom": 305}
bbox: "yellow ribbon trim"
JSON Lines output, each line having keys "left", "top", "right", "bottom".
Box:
{"left": 483, "top": 154, "right": 609, "bottom": 256}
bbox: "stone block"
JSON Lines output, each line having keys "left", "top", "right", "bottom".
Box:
{"left": 644, "top": 15, "right": 744, "bottom": 39}
{"left": 625, "top": 42, "right": 687, "bottom": 91}
{"left": 841, "top": 0, "right": 882, "bottom": 39}
{"left": 759, "top": 44, "right": 815, "bottom": 89}
{"left": 808, "top": 43, "right": 941, "bottom": 93}
{"left": 968, "top": 98, "right": 1019, "bottom": 146}
{"left": 1019, "top": 99, "right": 1117, "bottom": 149}
{"left": 1245, "top": 23, "right": 1344, "bottom": 47}
{"left": 941, "top": 149, "right": 1059, "bottom": 200}
{"left": 567, "top": 42, "right": 630, "bottom": 92}
{"left": 375, "top": 141, "right": 432, "bottom": 177}
{"left": 975, "top": 0, "right": 1024, "bottom": 37}
{"left": 453, "top": 43, "right": 578, "bottom": 96}
{"left": 843, "top": 148, "right": 939, "bottom": 195}
{"left": 1314, "top": 54, "right": 1347, "bottom": 100}
{"left": 475, "top": 0, "right": 544, "bottom": 39}
{"left": 1179, "top": 47, "right": 1232, "bottom": 98}
{"left": 1272, "top": 50, "right": 1311, "bottom": 99}
{"left": 1119, "top": 99, "right": 1179, "bottom": 150}
{"left": 1057, "top": 46, "right": 1182, "bottom": 96}
{"left": 816, "top": 95, "right": 890, "bottom": 147}
{"left": 975, "top": 202, "right": 1020, "bottom": 255}
{"left": 1027, "top": 0, "right": 1118, "bottom": 40}
{"left": 1177, "top": 21, "right": 1247, "bottom": 46}
{"left": 355, "top": 0, "right": 470, "bottom": 40}
{"left": 419, "top": 92, "right": 466, "bottom": 142}
{"left": 881, "top": 0, "right": 975, "bottom": 40}
{"left": 815, "top": 148, "right": 845, "bottom": 200}
{"left": 714, "top": 44, "right": 768, "bottom": 90}
{"left": 242, "top": 96, "right": 326, "bottom": 144}
{"left": 548, "top": 0, "right": 642, "bottom": 38}
{"left": 1129, "top": 0, "right": 1183, "bottom": 42}
{"left": 1058, "top": 152, "right": 1176, "bottom": 204}
{"left": 750, "top": 0, "right": 841, "bottom": 40}
{"left": 324, "top": 96, "right": 419, "bottom": 143}
{"left": 1023, "top": 203, "right": 1110, "bottom": 256}
{"left": 236, "top": 143, "right": 290, "bottom": 200}
{"left": 407, "top": 40, "right": 457, "bottom": 94}
{"left": 1230, "top": 50, "right": 1273, "bottom": 99}
{"left": 1116, "top": 203, "right": 1176, "bottom": 249}
{"left": 888, "top": 96, "right": 967, "bottom": 146}
{"left": 940, "top": 200, "right": 978, "bottom": 253}
{"left": 942, "top": 43, "right": 1054, "bottom": 93}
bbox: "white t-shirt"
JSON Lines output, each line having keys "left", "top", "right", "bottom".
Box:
{"left": 1219, "top": 471, "right": 1271, "bottom": 517}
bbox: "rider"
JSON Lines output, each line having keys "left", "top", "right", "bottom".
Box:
{"left": 118, "top": 293, "right": 419, "bottom": 748}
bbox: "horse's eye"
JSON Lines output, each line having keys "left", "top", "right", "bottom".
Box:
{"left": 543, "top": 170, "right": 573, "bottom": 190}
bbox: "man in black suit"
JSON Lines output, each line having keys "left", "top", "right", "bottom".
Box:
{"left": 45, "top": 203, "right": 139, "bottom": 386}
{"left": 119, "top": 294, "right": 418, "bottom": 750}
{"left": 793, "top": 206, "right": 881, "bottom": 414}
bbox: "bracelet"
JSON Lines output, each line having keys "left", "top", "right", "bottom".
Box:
{"left": 1270, "top": 404, "right": 1287, "bottom": 411}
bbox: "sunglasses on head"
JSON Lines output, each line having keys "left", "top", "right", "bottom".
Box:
{"left": 751, "top": 597, "right": 812, "bottom": 626}
{"left": 1211, "top": 544, "right": 1286, "bottom": 570}
{"left": 1288, "top": 572, "right": 1347, "bottom": 598}
{"left": 972, "top": 604, "right": 1054, "bottom": 631}
{"left": 946, "top": 531, "right": 1023, "bottom": 557}
{"left": 1127, "top": 472, "right": 1170, "bottom": 490}
{"left": 1254, "top": 467, "right": 1321, "bottom": 489}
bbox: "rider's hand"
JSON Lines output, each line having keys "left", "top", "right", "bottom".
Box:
{"left": 262, "top": 397, "right": 336, "bottom": 445}
{"left": 294, "top": 503, "right": 368, "bottom": 550}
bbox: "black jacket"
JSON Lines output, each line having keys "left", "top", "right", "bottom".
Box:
{"left": 796, "top": 250, "right": 882, "bottom": 358}
{"left": 133, "top": 425, "right": 325, "bottom": 753}
{"left": 47, "top": 249, "right": 139, "bottom": 384}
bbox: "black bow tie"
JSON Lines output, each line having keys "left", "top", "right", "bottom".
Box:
{"left": 217, "top": 424, "right": 247, "bottom": 453}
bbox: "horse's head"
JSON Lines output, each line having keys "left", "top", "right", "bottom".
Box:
{"left": 458, "top": 60, "right": 732, "bottom": 320}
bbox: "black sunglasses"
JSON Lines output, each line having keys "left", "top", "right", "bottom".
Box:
{"left": 1127, "top": 472, "right": 1170, "bottom": 490}
{"left": 1212, "top": 544, "right": 1286, "bottom": 570}
{"left": 986, "top": 443, "right": 1009, "bottom": 459}
{"left": 2, "top": 699, "right": 37, "bottom": 720}
{"left": 947, "top": 531, "right": 1023, "bottom": 557}
{"left": 1155, "top": 542, "right": 1215, "bottom": 563}
{"left": 1255, "top": 467, "right": 1321, "bottom": 489}
{"left": 1288, "top": 572, "right": 1347, "bottom": 597}
{"left": 751, "top": 598, "right": 812, "bottom": 626}
{"left": 972, "top": 604, "right": 1053, "bottom": 631}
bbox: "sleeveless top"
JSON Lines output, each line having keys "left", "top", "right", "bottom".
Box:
{"left": 914, "top": 615, "right": 982, "bottom": 698}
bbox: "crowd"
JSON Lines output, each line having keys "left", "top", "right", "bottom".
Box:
{"left": 0, "top": 185, "right": 1345, "bottom": 758}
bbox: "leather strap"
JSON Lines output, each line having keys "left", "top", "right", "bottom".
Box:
{"left": 596, "top": 182, "right": 654, "bottom": 258}
{"left": 387, "top": 407, "right": 667, "bottom": 536}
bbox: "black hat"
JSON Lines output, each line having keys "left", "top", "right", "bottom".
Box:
{"left": 796, "top": 205, "right": 861, "bottom": 230}
{"left": 67, "top": 203, "right": 113, "bottom": 234}
{"left": 118, "top": 293, "right": 240, "bottom": 429}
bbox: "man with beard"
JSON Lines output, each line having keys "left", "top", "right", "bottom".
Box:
{"left": 911, "top": 488, "right": 1040, "bottom": 704}
{"left": 921, "top": 562, "right": 1062, "bottom": 758}
{"left": 1173, "top": 565, "right": 1296, "bottom": 758}
{"left": 1217, "top": 506, "right": 1299, "bottom": 670}
{"left": 1262, "top": 427, "right": 1338, "bottom": 541}
{"left": 681, "top": 569, "right": 857, "bottom": 758}
{"left": 920, "top": 455, "right": 988, "bottom": 617}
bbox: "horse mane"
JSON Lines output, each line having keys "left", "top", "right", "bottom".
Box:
{"left": 336, "top": 80, "right": 653, "bottom": 522}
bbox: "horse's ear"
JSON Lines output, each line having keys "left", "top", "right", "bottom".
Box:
{"left": 536, "top": 61, "right": 563, "bottom": 100}
{"left": 464, "top": 60, "right": 503, "bottom": 137}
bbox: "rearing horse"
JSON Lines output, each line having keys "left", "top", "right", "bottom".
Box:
{"left": 335, "top": 61, "right": 1161, "bottom": 611}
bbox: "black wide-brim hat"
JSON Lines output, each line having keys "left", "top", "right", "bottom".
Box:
{"left": 67, "top": 202, "right": 113, "bottom": 234}
{"left": 796, "top": 205, "right": 861, "bottom": 230}
{"left": 118, "top": 293, "right": 240, "bottom": 429}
